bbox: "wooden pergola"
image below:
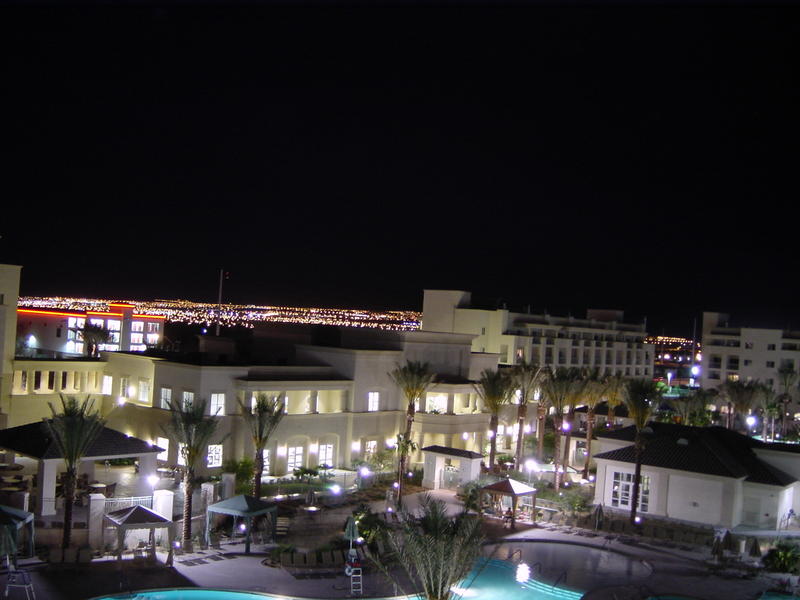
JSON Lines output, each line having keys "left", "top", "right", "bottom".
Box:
{"left": 480, "top": 478, "right": 537, "bottom": 530}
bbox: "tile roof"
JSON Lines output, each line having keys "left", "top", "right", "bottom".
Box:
{"left": 421, "top": 445, "right": 484, "bottom": 460}
{"left": 593, "top": 423, "right": 796, "bottom": 487}
{"left": 0, "top": 422, "right": 162, "bottom": 460}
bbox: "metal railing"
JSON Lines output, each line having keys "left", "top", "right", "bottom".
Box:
{"left": 104, "top": 495, "right": 152, "bottom": 514}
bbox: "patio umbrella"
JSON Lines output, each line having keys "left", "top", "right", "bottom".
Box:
{"left": 748, "top": 538, "right": 762, "bottom": 558}
{"left": 721, "top": 529, "right": 736, "bottom": 552}
{"left": 711, "top": 536, "right": 724, "bottom": 562}
{"left": 592, "top": 504, "right": 604, "bottom": 530}
{"left": 0, "top": 525, "right": 16, "bottom": 570}
{"left": 344, "top": 516, "right": 359, "bottom": 558}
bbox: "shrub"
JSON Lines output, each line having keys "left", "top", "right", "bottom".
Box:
{"left": 763, "top": 540, "right": 800, "bottom": 574}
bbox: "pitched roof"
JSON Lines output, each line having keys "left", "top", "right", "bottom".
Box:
{"left": 481, "top": 478, "right": 537, "bottom": 496}
{"left": 207, "top": 495, "right": 277, "bottom": 517}
{"left": 421, "top": 445, "right": 483, "bottom": 460}
{"left": 593, "top": 423, "right": 796, "bottom": 487}
{"left": 0, "top": 422, "right": 162, "bottom": 460}
{"left": 105, "top": 505, "right": 171, "bottom": 527}
{"left": 574, "top": 401, "right": 629, "bottom": 418}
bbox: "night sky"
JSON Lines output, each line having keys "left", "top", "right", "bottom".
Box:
{"left": 3, "top": 4, "right": 799, "bottom": 336}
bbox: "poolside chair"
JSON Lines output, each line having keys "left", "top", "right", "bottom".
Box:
{"left": 5, "top": 568, "right": 35, "bottom": 600}
{"left": 306, "top": 552, "right": 318, "bottom": 567}
{"left": 319, "top": 551, "right": 335, "bottom": 568}
{"left": 280, "top": 552, "right": 294, "bottom": 568}
{"left": 332, "top": 550, "right": 345, "bottom": 566}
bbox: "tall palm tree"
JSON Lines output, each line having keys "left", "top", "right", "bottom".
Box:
{"left": 162, "top": 397, "right": 224, "bottom": 545}
{"left": 81, "top": 323, "right": 111, "bottom": 358}
{"left": 370, "top": 494, "right": 484, "bottom": 600}
{"left": 777, "top": 368, "right": 799, "bottom": 437}
{"left": 43, "top": 395, "right": 106, "bottom": 550}
{"left": 622, "top": 378, "right": 662, "bottom": 525}
{"left": 561, "top": 368, "right": 587, "bottom": 472}
{"left": 604, "top": 373, "right": 626, "bottom": 428}
{"left": 534, "top": 387, "right": 551, "bottom": 462}
{"left": 719, "top": 380, "right": 760, "bottom": 432}
{"left": 510, "top": 361, "right": 542, "bottom": 469}
{"left": 473, "top": 368, "right": 514, "bottom": 469}
{"left": 757, "top": 384, "right": 778, "bottom": 441}
{"left": 539, "top": 367, "right": 576, "bottom": 491}
{"left": 389, "top": 361, "right": 434, "bottom": 508}
{"left": 581, "top": 370, "right": 608, "bottom": 479}
{"left": 238, "top": 393, "right": 285, "bottom": 498}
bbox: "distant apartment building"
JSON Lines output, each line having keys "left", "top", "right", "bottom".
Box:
{"left": 700, "top": 311, "right": 800, "bottom": 397}
{"left": 421, "top": 290, "right": 654, "bottom": 377}
{"left": 16, "top": 303, "right": 164, "bottom": 356}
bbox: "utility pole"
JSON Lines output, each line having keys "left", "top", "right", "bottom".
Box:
{"left": 215, "top": 268, "right": 224, "bottom": 336}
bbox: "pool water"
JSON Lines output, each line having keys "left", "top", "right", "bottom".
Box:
{"left": 94, "top": 542, "right": 647, "bottom": 600}
{"left": 93, "top": 558, "right": 582, "bottom": 600}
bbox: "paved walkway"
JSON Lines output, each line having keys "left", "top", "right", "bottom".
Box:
{"left": 2, "top": 490, "right": 781, "bottom": 600}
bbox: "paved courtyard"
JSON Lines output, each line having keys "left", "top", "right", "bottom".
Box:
{"left": 2, "top": 490, "right": 784, "bottom": 600}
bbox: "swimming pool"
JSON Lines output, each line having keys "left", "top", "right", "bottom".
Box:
{"left": 93, "top": 541, "right": 646, "bottom": 600}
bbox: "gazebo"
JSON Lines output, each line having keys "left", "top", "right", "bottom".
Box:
{"left": 205, "top": 495, "right": 277, "bottom": 554}
{"left": 0, "top": 422, "right": 163, "bottom": 515}
{"left": 104, "top": 504, "right": 173, "bottom": 562}
{"left": 0, "top": 505, "right": 35, "bottom": 559}
{"left": 480, "top": 478, "right": 537, "bottom": 530}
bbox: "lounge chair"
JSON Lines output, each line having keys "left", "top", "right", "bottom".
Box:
{"left": 280, "top": 552, "right": 293, "bottom": 568}
{"left": 306, "top": 552, "right": 318, "bottom": 567}
{"left": 319, "top": 551, "right": 334, "bottom": 567}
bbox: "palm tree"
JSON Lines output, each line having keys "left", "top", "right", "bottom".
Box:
{"left": 581, "top": 371, "right": 608, "bottom": 480}
{"left": 756, "top": 384, "right": 778, "bottom": 441}
{"left": 510, "top": 361, "right": 542, "bottom": 469}
{"left": 81, "top": 323, "right": 111, "bottom": 358}
{"left": 561, "top": 369, "right": 587, "bottom": 472}
{"left": 777, "top": 368, "right": 799, "bottom": 437}
{"left": 43, "top": 395, "right": 106, "bottom": 550}
{"left": 539, "top": 367, "right": 576, "bottom": 491}
{"left": 534, "top": 386, "right": 551, "bottom": 462}
{"left": 370, "top": 494, "right": 484, "bottom": 600}
{"left": 719, "top": 380, "right": 760, "bottom": 432}
{"left": 622, "top": 378, "right": 662, "bottom": 525}
{"left": 389, "top": 361, "right": 434, "bottom": 508}
{"left": 238, "top": 393, "right": 285, "bottom": 498}
{"left": 473, "top": 368, "right": 514, "bottom": 469}
{"left": 162, "top": 397, "right": 225, "bottom": 545}
{"left": 604, "top": 373, "right": 626, "bottom": 428}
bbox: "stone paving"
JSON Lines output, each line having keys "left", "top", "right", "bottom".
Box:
{"left": 2, "top": 490, "right": 784, "bottom": 600}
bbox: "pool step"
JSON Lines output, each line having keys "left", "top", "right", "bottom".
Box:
{"left": 484, "top": 559, "right": 583, "bottom": 600}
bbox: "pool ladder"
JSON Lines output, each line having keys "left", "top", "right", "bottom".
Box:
{"left": 552, "top": 570, "right": 568, "bottom": 590}
{"left": 509, "top": 548, "right": 523, "bottom": 563}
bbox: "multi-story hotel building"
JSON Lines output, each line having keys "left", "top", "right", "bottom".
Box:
{"left": 701, "top": 311, "right": 800, "bottom": 398}
{"left": 421, "top": 290, "right": 655, "bottom": 377}
{"left": 16, "top": 303, "right": 164, "bottom": 356}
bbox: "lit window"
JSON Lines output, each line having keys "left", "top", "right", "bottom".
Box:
{"left": 120, "top": 377, "right": 130, "bottom": 398}
{"left": 138, "top": 379, "right": 150, "bottom": 403}
{"left": 89, "top": 318, "right": 104, "bottom": 328}
{"left": 318, "top": 444, "right": 334, "bottom": 468}
{"left": 367, "top": 392, "right": 380, "bottom": 412}
{"left": 207, "top": 444, "right": 223, "bottom": 468}
{"left": 262, "top": 449, "right": 271, "bottom": 474}
{"left": 182, "top": 391, "right": 194, "bottom": 410}
{"left": 146, "top": 333, "right": 159, "bottom": 345}
{"left": 365, "top": 440, "right": 377, "bottom": 459}
{"left": 160, "top": 387, "right": 172, "bottom": 409}
{"left": 102, "top": 375, "right": 112, "bottom": 395}
{"left": 287, "top": 446, "right": 304, "bottom": 472}
{"left": 132, "top": 321, "right": 144, "bottom": 332}
{"left": 210, "top": 393, "right": 226, "bottom": 416}
{"left": 610, "top": 471, "right": 649, "bottom": 513}
{"left": 147, "top": 322, "right": 160, "bottom": 333}
{"left": 157, "top": 437, "right": 169, "bottom": 462}
{"left": 106, "top": 320, "right": 121, "bottom": 331}
{"left": 131, "top": 333, "right": 144, "bottom": 345}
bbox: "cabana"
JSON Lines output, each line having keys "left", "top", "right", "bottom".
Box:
{"left": 104, "top": 504, "right": 173, "bottom": 562}
{"left": 205, "top": 495, "right": 277, "bottom": 554}
{"left": 0, "top": 422, "right": 162, "bottom": 516}
{"left": 480, "top": 478, "right": 537, "bottom": 530}
{"left": 0, "top": 505, "right": 35, "bottom": 558}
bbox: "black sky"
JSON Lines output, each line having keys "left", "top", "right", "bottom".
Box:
{"left": 2, "top": 3, "right": 799, "bottom": 336}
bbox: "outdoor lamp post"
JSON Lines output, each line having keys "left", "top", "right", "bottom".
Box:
{"left": 746, "top": 415, "right": 756, "bottom": 435}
